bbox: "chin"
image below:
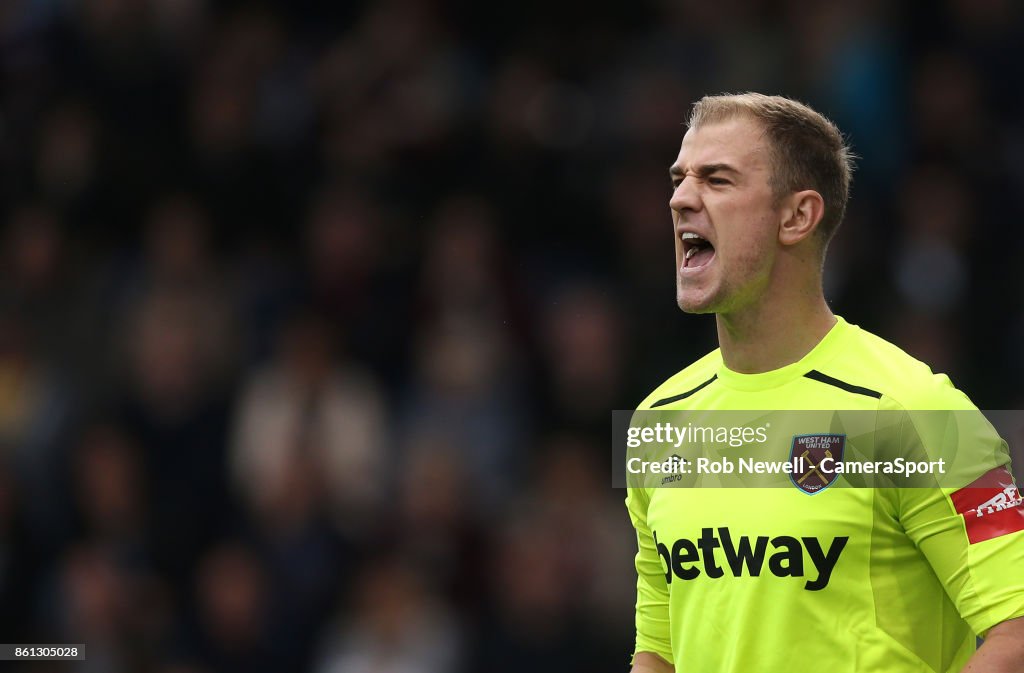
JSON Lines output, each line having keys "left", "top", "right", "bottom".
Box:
{"left": 676, "top": 292, "right": 718, "bottom": 314}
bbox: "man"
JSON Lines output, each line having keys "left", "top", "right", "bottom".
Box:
{"left": 627, "top": 93, "right": 1024, "bottom": 673}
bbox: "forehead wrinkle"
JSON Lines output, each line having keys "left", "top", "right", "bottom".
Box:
{"left": 684, "top": 118, "right": 765, "bottom": 154}
{"left": 681, "top": 118, "right": 772, "bottom": 175}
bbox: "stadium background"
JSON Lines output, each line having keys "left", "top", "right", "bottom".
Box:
{"left": 1, "top": 0, "right": 1023, "bottom": 671}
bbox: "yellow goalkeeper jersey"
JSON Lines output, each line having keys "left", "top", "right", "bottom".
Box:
{"left": 627, "top": 316, "right": 1024, "bottom": 672}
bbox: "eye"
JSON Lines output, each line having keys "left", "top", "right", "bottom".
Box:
{"left": 708, "top": 177, "right": 730, "bottom": 186}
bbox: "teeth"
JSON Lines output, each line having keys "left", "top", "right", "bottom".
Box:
{"left": 681, "top": 231, "right": 710, "bottom": 265}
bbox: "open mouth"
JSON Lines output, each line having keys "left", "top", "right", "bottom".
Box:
{"left": 681, "top": 231, "right": 715, "bottom": 270}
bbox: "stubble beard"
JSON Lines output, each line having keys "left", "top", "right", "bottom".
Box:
{"left": 676, "top": 278, "right": 725, "bottom": 315}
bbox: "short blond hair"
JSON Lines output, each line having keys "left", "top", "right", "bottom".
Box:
{"left": 688, "top": 93, "right": 855, "bottom": 244}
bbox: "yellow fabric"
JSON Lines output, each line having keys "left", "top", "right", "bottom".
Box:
{"left": 628, "top": 317, "right": 1024, "bottom": 672}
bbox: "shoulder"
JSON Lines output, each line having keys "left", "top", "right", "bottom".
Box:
{"left": 822, "top": 321, "right": 976, "bottom": 410}
{"left": 637, "top": 348, "right": 722, "bottom": 410}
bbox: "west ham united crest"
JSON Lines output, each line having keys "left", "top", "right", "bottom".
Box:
{"left": 790, "top": 434, "right": 846, "bottom": 495}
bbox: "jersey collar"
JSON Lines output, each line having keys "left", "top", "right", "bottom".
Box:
{"left": 715, "top": 315, "right": 851, "bottom": 392}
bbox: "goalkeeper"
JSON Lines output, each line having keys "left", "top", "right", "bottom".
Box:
{"left": 627, "top": 93, "right": 1024, "bottom": 673}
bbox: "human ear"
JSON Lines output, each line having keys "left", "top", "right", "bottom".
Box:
{"left": 779, "top": 190, "right": 825, "bottom": 246}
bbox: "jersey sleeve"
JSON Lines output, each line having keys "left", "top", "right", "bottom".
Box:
{"left": 626, "top": 484, "right": 674, "bottom": 663}
{"left": 893, "top": 391, "right": 1024, "bottom": 637}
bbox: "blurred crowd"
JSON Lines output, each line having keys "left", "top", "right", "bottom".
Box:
{"left": 1, "top": 0, "right": 1023, "bottom": 671}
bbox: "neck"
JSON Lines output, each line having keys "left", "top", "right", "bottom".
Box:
{"left": 716, "top": 288, "right": 835, "bottom": 374}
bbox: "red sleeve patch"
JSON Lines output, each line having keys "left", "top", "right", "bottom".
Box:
{"left": 950, "top": 466, "right": 1024, "bottom": 544}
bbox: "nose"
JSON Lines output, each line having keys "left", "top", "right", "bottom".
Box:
{"left": 669, "top": 174, "right": 702, "bottom": 214}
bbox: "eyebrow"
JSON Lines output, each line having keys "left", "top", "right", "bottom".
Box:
{"left": 668, "top": 163, "right": 741, "bottom": 180}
